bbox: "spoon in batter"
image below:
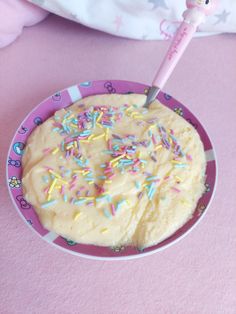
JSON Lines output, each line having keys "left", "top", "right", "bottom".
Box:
{"left": 144, "top": 0, "right": 218, "bottom": 108}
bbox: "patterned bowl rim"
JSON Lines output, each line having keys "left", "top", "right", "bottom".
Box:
{"left": 6, "top": 80, "right": 218, "bottom": 260}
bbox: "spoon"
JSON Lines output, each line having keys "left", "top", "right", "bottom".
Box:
{"left": 144, "top": 0, "right": 218, "bottom": 108}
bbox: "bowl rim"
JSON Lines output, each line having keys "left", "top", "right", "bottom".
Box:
{"left": 6, "top": 79, "right": 218, "bottom": 260}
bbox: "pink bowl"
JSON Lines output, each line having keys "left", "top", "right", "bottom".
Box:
{"left": 6, "top": 80, "right": 217, "bottom": 260}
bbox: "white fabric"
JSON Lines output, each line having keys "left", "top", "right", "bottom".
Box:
{"left": 29, "top": 0, "right": 236, "bottom": 40}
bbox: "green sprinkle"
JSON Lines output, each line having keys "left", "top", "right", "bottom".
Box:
{"left": 42, "top": 176, "right": 49, "bottom": 183}
{"left": 96, "top": 195, "right": 108, "bottom": 202}
{"left": 146, "top": 176, "right": 159, "bottom": 181}
{"left": 174, "top": 164, "right": 187, "bottom": 168}
{"left": 41, "top": 200, "right": 57, "bottom": 208}
{"left": 103, "top": 209, "right": 112, "bottom": 219}
{"left": 74, "top": 199, "right": 87, "bottom": 205}
{"left": 135, "top": 181, "right": 141, "bottom": 189}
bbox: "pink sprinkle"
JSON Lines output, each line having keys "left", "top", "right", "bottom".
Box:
{"left": 104, "top": 168, "right": 112, "bottom": 174}
{"left": 44, "top": 166, "right": 53, "bottom": 171}
{"left": 44, "top": 187, "right": 49, "bottom": 193}
{"left": 171, "top": 187, "right": 181, "bottom": 193}
{"left": 164, "top": 176, "right": 170, "bottom": 180}
{"left": 64, "top": 137, "right": 74, "bottom": 144}
{"left": 152, "top": 134, "right": 157, "bottom": 145}
{"left": 133, "top": 160, "right": 141, "bottom": 167}
{"left": 60, "top": 185, "right": 65, "bottom": 195}
{"left": 69, "top": 183, "right": 76, "bottom": 191}
{"left": 170, "top": 129, "right": 174, "bottom": 135}
{"left": 108, "top": 139, "right": 112, "bottom": 150}
{"left": 87, "top": 201, "right": 94, "bottom": 206}
{"left": 53, "top": 122, "right": 62, "bottom": 128}
{"left": 153, "top": 179, "right": 160, "bottom": 183}
{"left": 79, "top": 186, "right": 85, "bottom": 191}
{"left": 107, "top": 173, "right": 115, "bottom": 179}
{"left": 186, "top": 154, "right": 193, "bottom": 161}
{"left": 111, "top": 204, "right": 116, "bottom": 216}
{"left": 43, "top": 148, "right": 51, "bottom": 155}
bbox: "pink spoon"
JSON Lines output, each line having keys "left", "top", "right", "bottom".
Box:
{"left": 145, "top": 0, "right": 218, "bottom": 107}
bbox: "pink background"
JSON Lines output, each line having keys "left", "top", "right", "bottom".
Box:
{"left": 0, "top": 15, "right": 235, "bottom": 313}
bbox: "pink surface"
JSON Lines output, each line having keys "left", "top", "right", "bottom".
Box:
{"left": 0, "top": 15, "right": 235, "bottom": 313}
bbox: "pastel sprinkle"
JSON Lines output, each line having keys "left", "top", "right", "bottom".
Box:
{"left": 100, "top": 228, "right": 108, "bottom": 234}
{"left": 74, "top": 211, "right": 81, "bottom": 221}
{"left": 111, "top": 204, "right": 116, "bottom": 216}
{"left": 52, "top": 147, "right": 59, "bottom": 155}
{"left": 171, "top": 187, "right": 181, "bottom": 193}
{"left": 92, "top": 133, "right": 105, "bottom": 140}
{"left": 103, "top": 209, "right": 112, "bottom": 219}
{"left": 146, "top": 176, "right": 159, "bottom": 181}
{"left": 41, "top": 200, "right": 57, "bottom": 208}
{"left": 48, "top": 178, "right": 57, "bottom": 194}
{"left": 63, "top": 194, "right": 68, "bottom": 202}
{"left": 74, "top": 199, "right": 87, "bottom": 205}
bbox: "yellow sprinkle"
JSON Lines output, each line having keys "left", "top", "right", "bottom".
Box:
{"left": 96, "top": 123, "right": 103, "bottom": 129}
{"left": 168, "top": 137, "right": 173, "bottom": 145}
{"left": 142, "top": 183, "right": 148, "bottom": 188}
{"left": 105, "top": 128, "right": 109, "bottom": 141}
{"left": 126, "top": 200, "right": 131, "bottom": 206}
{"left": 58, "top": 178, "right": 68, "bottom": 185}
{"left": 181, "top": 199, "right": 190, "bottom": 206}
{"left": 101, "top": 228, "right": 108, "bottom": 234}
{"left": 141, "top": 164, "right": 145, "bottom": 169}
{"left": 74, "top": 211, "right": 81, "bottom": 221}
{"left": 88, "top": 134, "right": 94, "bottom": 140}
{"left": 52, "top": 147, "right": 59, "bottom": 155}
{"left": 78, "top": 196, "right": 94, "bottom": 200}
{"left": 49, "top": 170, "right": 61, "bottom": 179}
{"left": 92, "top": 133, "right": 105, "bottom": 140}
{"left": 175, "top": 176, "right": 183, "bottom": 182}
{"left": 148, "top": 124, "right": 156, "bottom": 130}
{"left": 62, "top": 114, "right": 74, "bottom": 123}
{"left": 66, "top": 144, "right": 73, "bottom": 150}
{"left": 137, "top": 152, "right": 141, "bottom": 159}
{"left": 48, "top": 178, "right": 57, "bottom": 194}
{"left": 70, "top": 124, "right": 78, "bottom": 129}
{"left": 130, "top": 111, "right": 140, "bottom": 117}
{"left": 88, "top": 181, "right": 94, "bottom": 185}
{"left": 97, "top": 112, "right": 103, "bottom": 123}
{"left": 73, "top": 141, "right": 78, "bottom": 147}
{"left": 125, "top": 107, "right": 132, "bottom": 113}
{"left": 171, "top": 160, "right": 183, "bottom": 164}
{"left": 46, "top": 194, "right": 52, "bottom": 201}
{"left": 105, "top": 180, "right": 112, "bottom": 184}
{"left": 112, "top": 162, "right": 119, "bottom": 168}
{"left": 83, "top": 171, "right": 90, "bottom": 175}
{"left": 110, "top": 154, "right": 125, "bottom": 164}
{"left": 155, "top": 145, "right": 162, "bottom": 151}
{"left": 80, "top": 140, "right": 90, "bottom": 143}
{"left": 73, "top": 170, "right": 84, "bottom": 173}
{"left": 55, "top": 185, "right": 62, "bottom": 189}
{"left": 133, "top": 115, "right": 143, "bottom": 119}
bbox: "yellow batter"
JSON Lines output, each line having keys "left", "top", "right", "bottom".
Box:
{"left": 22, "top": 94, "right": 206, "bottom": 248}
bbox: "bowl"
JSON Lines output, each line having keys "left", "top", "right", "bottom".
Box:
{"left": 6, "top": 80, "right": 217, "bottom": 260}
